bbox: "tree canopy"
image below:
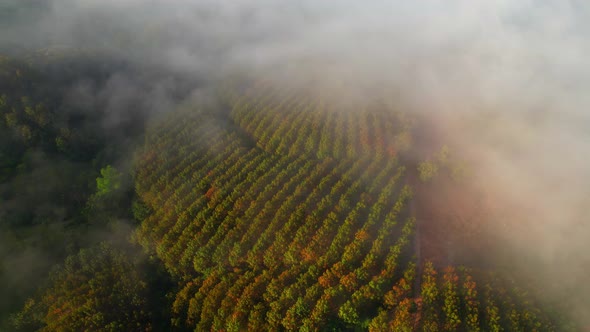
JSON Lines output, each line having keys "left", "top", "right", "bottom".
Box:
{"left": 96, "top": 165, "right": 122, "bottom": 197}
{"left": 11, "top": 243, "right": 153, "bottom": 332}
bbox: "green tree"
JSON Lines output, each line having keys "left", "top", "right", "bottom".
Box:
{"left": 418, "top": 161, "right": 438, "bottom": 182}
{"left": 96, "top": 165, "right": 122, "bottom": 197}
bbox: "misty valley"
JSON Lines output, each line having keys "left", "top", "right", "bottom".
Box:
{"left": 0, "top": 50, "right": 580, "bottom": 331}
{"left": 2, "top": 1, "right": 590, "bottom": 331}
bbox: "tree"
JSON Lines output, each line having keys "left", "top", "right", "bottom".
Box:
{"left": 418, "top": 161, "right": 438, "bottom": 182}
{"left": 96, "top": 165, "right": 123, "bottom": 197}
{"left": 86, "top": 165, "right": 129, "bottom": 223}
{"left": 132, "top": 199, "right": 152, "bottom": 222}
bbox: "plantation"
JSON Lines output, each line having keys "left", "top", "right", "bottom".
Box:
{"left": 0, "top": 53, "right": 576, "bottom": 330}
{"left": 3, "top": 1, "right": 588, "bottom": 330}
{"left": 132, "top": 83, "right": 563, "bottom": 331}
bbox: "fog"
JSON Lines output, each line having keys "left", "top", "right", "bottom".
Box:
{"left": 2, "top": 0, "right": 589, "bottom": 326}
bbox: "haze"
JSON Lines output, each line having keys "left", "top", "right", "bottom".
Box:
{"left": 1, "top": 0, "right": 589, "bottom": 328}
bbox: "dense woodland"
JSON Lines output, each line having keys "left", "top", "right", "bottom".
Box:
{"left": 0, "top": 52, "right": 578, "bottom": 331}
{"left": 0, "top": 52, "right": 182, "bottom": 330}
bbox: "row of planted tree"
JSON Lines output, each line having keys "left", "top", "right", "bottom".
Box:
{"left": 131, "top": 83, "right": 562, "bottom": 331}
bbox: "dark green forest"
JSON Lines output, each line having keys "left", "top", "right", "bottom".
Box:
{"left": 0, "top": 51, "right": 579, "bottom": 331}
{"left": 0, "top": 52, "right": 188, "bottom": 331}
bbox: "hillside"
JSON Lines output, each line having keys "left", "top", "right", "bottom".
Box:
{"left": 2, "top": 1, "right": 589, "bottom": 330}
{"left": 132, "top": 83, "right": 565, "bottom": 331}
{"left": 0, "top": 52, "right": 575, "bottom": 331}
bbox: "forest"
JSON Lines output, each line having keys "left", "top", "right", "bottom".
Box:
{"left": 0, "top": 52, "right": 579, "bottom": 331}
{"left": 0, "top": 52, "right": 189, "bottom": 330}
{"left": 2, "top": 1, "right": 590, "bottom": 331}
